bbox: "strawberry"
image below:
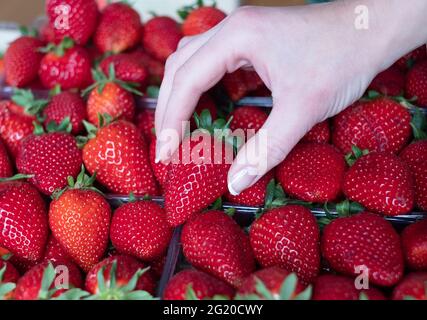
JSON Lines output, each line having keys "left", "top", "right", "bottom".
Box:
{"left": 401, "top": 219, "right": 427, "bottom": 271}
{"left": 0, "top": 179, "right": 48, "bottom": 262}
{"left": 392, "top": 273, "right": 427, "bottom": 300}
{"left": 0, "top": 140, "right": 12, "bottom": 178}
{"left": 163, "top": 269, "right": 235, "bottom": 300}
{"left": 301, "top": 120, "right": 331, "bottom": 144}
{"left": 85, "top": 255, "right": 157, "bottom": 297}
{"left": 249, "top": 205, "right": 320, "bottom": 284}
{"left": 0, "top": 55, "right": 4, "bottom": 78}
{"left": 14, "top": 260, "right": 83, "bottom": 300}
{"left": 85, "top": 66, "right": 140, "bottom": 126}
{"left": 16, "top": 121, "right": 82, "bottom": 196}
{"left": 43, "top": 235, "right": 73, "bottom": 264}
{"left": 332, "top": 98, "right": 412, "bottom": 154}
{"left": 49, "top": 168, "right": 111, "bottom": 272}
{"left": 191, "top": 94, "right": 218, "bottom": 130}
{"left": 395, "top": 46, "right": 427, "bottom": 70}
{"left": 180, "top": 5, "right": 226, "bottom": 36}
{"left": 100, "top": 53, "right": 148, "bottom": 87}
{"left": 222, "top": 70, "right": 264, "bottom": 102}
{"left": 343, "top": 151, "right": 414, "bottom": 215}
{"left": 368, "top": 66, "right": 406, "bottom": 97}
{"left": 149, "top": 139, "right": 169, "bottom": 189}
{"left": 276, "top": 143, "right": 346, "bottom": 203}
{"left": 164, "top": 119, "right": 233, "bottom": 226}
{"left": 237, "top": 267, "right": 307, "bottom": 300}
{"left": 322, "top": 212, "right": 404, "bottom": 287}
{"left": 39, "top": 38, "right": 91, "bottom": 90}
{"left": 43, "top": 91, "right": 87, "bottom": 135}
{"left": 142, "top": 16, "right": 183, "bottom": 62}
{"left": 312, "top": 274, "right": 385, "bottom": 300}
{"left": 94, "top": 2, "right": 142, "bottom": 54}
{"left": 130, "top": 49, "right": 165, "bottom": 86}
{"left": 400, "top": 140, "right": 427, "bottom": 211}
{"left": 110, "top": 200, "right": 173, "bottom": 261}
{"left": 82, "top": 120, "right": 158, "bottom": 196}
{"left": 149, "top": 256, "right": 166, "bottom": 279}
{"left": 136, "top": 108, "right": 156, "bottom": 143}
{"left": 181, "top": 210, "right": 256, "bottom": 287}
{"left": 406, "top": 60, "right": 427, "bottom": 107}
{"left": 224, "top": 171, "right": 274, "bottom": 207}
{"left": 4, "top": 36, "right": 43, "bottom": 87}
{"left": 0, "top": 259, "right": 19, "bottom": 299}
{"left": 229, "top": 106, "right": 267, "bottom": 136}
{"left": 0, "top": 100, "right": 35, "bottom": 158}
{"left": 46, "top": 0, "right": 99, "bottom": 46}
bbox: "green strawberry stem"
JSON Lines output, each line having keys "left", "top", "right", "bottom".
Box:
{"left": 177, "top": 0, "right": 213, "bottom": 20}
{"left": 345, "top": 145, "right": 369, "bottom": 167}
{"left": 11, "top": 88, "right": 49, "bottom": 117}
{"left": 19, "top": 25, "right": 38, "bottom": 38}
{"left": 411, "top": 107, "right": 427, "bottom": 141}
{"left": 39, "top": 37, "right": 74, "bottom": 57}
{"left": 0, "top": 265, "right": 16, "bottom": 299}
{"left": 0, "top": 174, "right": 34, "bottom": 183}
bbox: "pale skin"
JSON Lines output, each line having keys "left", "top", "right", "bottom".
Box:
{"left": 155, "top": 0, "right": 427, "bottom": 196}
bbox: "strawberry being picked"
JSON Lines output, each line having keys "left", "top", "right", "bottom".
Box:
{"left": 406, "top": 60, "right": 427, "bottom": 107}
{"left": 39, "top": 37, "right": 91, "bottom": 90}
{"left": 46, "top": 0, "right": 99, "bottom": 46}
{"left": 110, "top": 200, "right": 173, "bottom": 261}
{"left": 392, "top": 273, "right": 427, "bottom": 300}
{"left": 142, "top": 16, "right": 183, "bottom": 62}
{"left": 16, "top": 119, "right": 82, "bottom": 196}
{"left": 222, "top": 69, "right": 264, "bottom": 102}
{"left": 82, "top": 120, "right": 158, "bottom": 196}
{"left": 49, "top": 167, "right": 111, "bottom": 272}
{"left": 180, "top": 1, "right": 227, "bottom": 36}
{"left": 401, "top": 219, "right": 427, "bottom": 271}
{"left": 229, "top": 106, "right": 268, "bottom": 136}
{"left": 181, "top": 210, "right": 256, "bottom": 287}
{"left": 343, "top": 149, "right": 414, "bottom": 216}
{"left": 94, "top": 2, "right": 142, "bottom": 54}
{"left": 322, "top": 212, "right": 404, "bottom": 287}
{"left": 4, "top": 36, "right": 43, "bottom": 87}
{"left": 249, "top": 205, "right": 321, "bottom": 284}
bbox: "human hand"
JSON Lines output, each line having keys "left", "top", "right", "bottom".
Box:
{"left": 155, "top": 1, "right": 427, "bottom": 196}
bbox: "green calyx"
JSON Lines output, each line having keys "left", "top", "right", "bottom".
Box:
{"left": 235, "top": 273, "right": 312, "bottom": 301}
{"left": 345, "top": 145, "right": 369, "bottom": 167}
{"left": 178, "top": 0, "right": 214, "bottom": 20}
{"left": 82, "top": 63, "right": 143, "bottom": 97}
{"left": 411, "top": 107, "right": 427, "bottom": 141}
{"left": 0, "top": 174, "right": 34, "bottom": 183}
{"left": 39, "top": 37, "right": 74, "bottom": 57}
{"left": 185, "top": 285, "right": 230, "bottom": 301}
{"left": 76, "top": 114, "right": 113, "bottom": 148}
{"left": 19, "top": 25, "right": 38, "bottom": 38}
{"left": 85, "top": 261, "right": 155, "bottom": 300}
{"left": 317, "top": 199, "right": 365, "bottom": 228}
{"left": 33, "top": 117, "right": 72, "bottom": 136}
{"left": 11, "top": 89, "right": 49, "bottom": 117}
{"left": 146, "top": 86, "right": 160, "bottom": 99}
{"left": 0, "top": 265, "right": 16, "bottom": 300}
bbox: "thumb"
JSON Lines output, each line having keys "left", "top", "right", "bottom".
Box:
{"left": 227, "top": 99, "right": 315, "bottom": 196}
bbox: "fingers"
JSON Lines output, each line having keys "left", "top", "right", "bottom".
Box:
{"left": 227, "top": 97, "right": 315, "bottom": 195}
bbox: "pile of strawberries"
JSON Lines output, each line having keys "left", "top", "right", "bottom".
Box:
{"left": 0, "top": 0, "right": 426, "bottom": 301}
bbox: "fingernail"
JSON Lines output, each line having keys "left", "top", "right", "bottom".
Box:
{"left": 155, "top": 140, "right": 162, "bottom": 164}
{"left": 228, "top": 167, "right": 258, "bottom": 196}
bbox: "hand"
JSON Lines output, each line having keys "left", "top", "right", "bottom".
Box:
{"left": 155, "top": 1, "right": 427, "bottom": 196}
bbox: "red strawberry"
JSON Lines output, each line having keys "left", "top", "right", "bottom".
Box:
{"left": 149, "top": 255, "right": 166, "bottom": 279}
{"left": 249, "top": 205, "right": 320, "bottom": 284}
{"left": 49, "top": 170, "right": 111, "bottom": 272}
{"left": 142, "top": 17, "right": 182, "bottom": 62}
{"left": 164, "top": 131, "right": 232, "bottom": 226}
{"left": 163, "top": 269, "right": 235, "bottom": 300}
{"left": 401, "top": 219, "right": 427, "bottom": 271}
{"left": 82, "top": 120, "right": 158, "bottom": 196}
{"left": 94, "top": 3, "right": 142, "bottom": 54}
{"left": 332, "top": 98, "right": 412, "bottom": 154}
{"left": 276, "top": 143, "right": 346, "bottom": 203}
{"left": 222, "top": 70, "right": 264, "bottom": 102}
{"left": 400, "top": 140, "right": 427, "bottom": 211}
{"left": 224, "top": 171, "right": 274, "bottom": 207}
{"left": 392, "top": 273, "right": 427, "bottom": 300}
{"left": 0, "top": 180, "right": 48, "bottom": 262}
{"left": 136, "top": 108, "right": 156, "bottom": 143}
{"left": 229, "top": 106, "right": 267, "bottom": 136}
{"left": 110, "top": 201, "right": 173, "bottom": 261}
{"left": 46, "top": 0, "right": 99, "bottom": 46}
{"left": 85, "top": 67, "right": 139, "bottom": 126}
{"left": 16, "top": 125, "right": 82, "bottom": 196}
{"left": 368, "top": 66, "right": 406, "bottom": 96}
{"left": 43, "top": 235, "right": 73, "bottom": 264}
{"left": 85, "top": 255, "right": 156, "bottom": 296}
{"left": 100, "top": 54, "right": 148, "bottom": 88}
{"left": 0, "top": 140, "right": 12, "bottom": 178}
{"left": 313, "top": 274, "right": 385, "bottom": 300}
{"left": 4, "top": 36, "right": 43, "bottom": 87}
{"left": 237, "top": 267, "right": 306, "bottom": 299}
{"left": 322, "top": 212, "right": 404, "bottom": 287}
{"left": 0, "top": 260, "right": 19, "bottom": 284}
{"left": 43, "top": 91, "right": 87, "bottom": 135}
{"left": 182, "top": 210, "right": 256, "bottom": 287}
{"left": 130, "top": 50, "right": 165, "bottom": 85}
{"left": 395, "top": 46, "right": 427, "bottom": 70}
{"left": 0, "top": 100, "right": 35, "bottom": 158}
{"left": 181, "top": 6, "right": 226, "bottom": 36}
{"left": 149, "top": 138, "right": 169, "bottom": 188}
{"left": 14, "top": 260, "right": 83, "bottom": 300}
{"left": 406, "top": 60, "right": 427, "bottom": 107}
{"left": 343, "top": 152, "right": 414, "bottom": 215}
{"left": 301, "top": 120, "right": 331, "bottom": 144}
{"left": 39, "top": 38, "right": 91, "bottom": 90}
